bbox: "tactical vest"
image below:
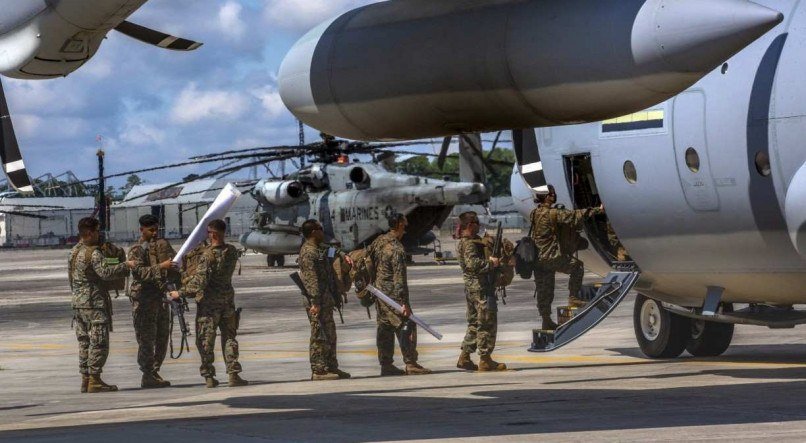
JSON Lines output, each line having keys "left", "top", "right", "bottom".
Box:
{"left": 348, "top": 248, "right": 375, "bottom": 307}
{"left": 481, "top": 235, "right": 515, "bottom": 288}
{"left": 181, "top": 243, "right": 215, "bottom": 300}
{"left": 69, "top": 242, "right": 127, "bottom": 292}
{"left": 332, "top": 251, "right": 353, "bottom": 296}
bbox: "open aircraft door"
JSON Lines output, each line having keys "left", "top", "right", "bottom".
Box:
{"left": 529, "top": 153, "right": 641, "bottom": 352}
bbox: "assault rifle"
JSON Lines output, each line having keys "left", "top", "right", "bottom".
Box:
{"left": 487, "top": 221, "right": 504, "bottom": 308}
{"left": 165, "top": 282, "right": 191, "bottom": 359}
{"left": 290, "top": 272, "right": 329, "bottom": 341}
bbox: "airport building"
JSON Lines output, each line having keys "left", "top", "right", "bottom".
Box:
{"left": 0, "top": 196, "right": 95, "bottom": 247}
{"left": 113, "top": 179, "right": 258, "bottom": 242}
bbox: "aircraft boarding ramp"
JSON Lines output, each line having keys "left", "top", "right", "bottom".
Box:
{"left": 530, "top": 269, "right": 641, "bottom": 352}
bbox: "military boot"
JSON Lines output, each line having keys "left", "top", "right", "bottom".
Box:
{"left": 228, "top": 373, "right": 249, "bottom": 387}
{"left": 205, "top": 377, "right": 220, "bottom": 388}
{"left": 312, "top": 371, "right": 340, "bottom": 381}
{"left": 568, "top": 296, "right": 587, "bottom": 308}
{"left": 479, "top": 356, "right": 507, "bottom": 372}
{"left": 405, "top": 363, "right": 433, "bottom": 375}
{"left": 541, "top": 315, "right": 558, "bottom": 331}
{"left": 86, "top": 375, "right": 118, "bottom": 393}
{"left": 331, "top": 368, "right": 351, "bottom": 379}
{"left": 152, "top": 372, "right": 171, "bottom": 387}
{"left": 456, "top": 351, "right": 478, "bottom": 371}
{"left": 141, "top": 372, "right": 170, "bottom": 389}
{"left": 80, "top": 374, "right": 89, "bottom": 393}
{"left": 380, "top": 364, "right": 406, "bottom": 376}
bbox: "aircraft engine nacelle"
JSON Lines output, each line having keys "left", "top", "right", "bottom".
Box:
{"left": 240, "top": 230, "right": 301, "bottom": 256}
{"left": 349, "top": 166, "right": 370, "bottom": 187}
{"left": 279, "top": 0, "right": 782, "bottom": 140}
{"left": 0, "top": 0, "right": 148, "bottom": 79}
{"left": 253, "top": 180, "right": 307, "bottom": 207}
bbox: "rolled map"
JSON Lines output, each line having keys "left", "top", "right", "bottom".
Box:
{"left": 366, "top": 284, "right": 443, "bottom": 340}
{"left": 172, "top": 182, "right": 242, "bottom": 264}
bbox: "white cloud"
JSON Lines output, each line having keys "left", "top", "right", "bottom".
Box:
{"left": 262, "top": 0, "right": 381, "bottom": 30}
{"left": 170, "top": 83, "right": 249, "bottom": 124}
{"left": 120, "top": 121, "right": 167, "bottom": 146}
{"left": 251, "top": 86, "right": 286, "bottom": 119}
{"left": 218, "top": 1, "right": 246, "bottom": 40}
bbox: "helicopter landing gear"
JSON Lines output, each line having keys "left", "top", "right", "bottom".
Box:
{"left": 267, "top": 254, "right": 285, "bottom": 268}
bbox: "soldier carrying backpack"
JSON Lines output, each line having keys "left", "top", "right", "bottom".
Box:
{"left": 530, "top": 185, "right": 603, "bottom": 330}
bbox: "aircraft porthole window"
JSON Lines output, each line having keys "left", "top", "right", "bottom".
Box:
{"left": 685, "top": 148, "right": 700, "bottom": 173}
{"left": 623, "top": 161, "right": 637, "bottom": 184}
{"left": 755, "top": 151, "right": 772, "bottom": 177}
{"left": 721, "top": 63, "right": 729, "bottom": 74}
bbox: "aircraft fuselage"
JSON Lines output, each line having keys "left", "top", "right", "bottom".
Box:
{"left": 513, "top": 0, "right": 806, "bottom": 306}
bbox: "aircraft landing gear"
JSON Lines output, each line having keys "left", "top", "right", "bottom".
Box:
{"left": 634, "top": 295, "right": 736, "bottom": 358}
{"left": 266, "top": 254, "right": 285, "bottom": 268}
{"left": 634, "top": 294, "right": 689, "bottom": 358}
{"left": 686, "top": 308, "right": 734, "bottom": 357}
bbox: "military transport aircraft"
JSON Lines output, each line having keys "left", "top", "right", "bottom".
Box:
{"left": 0, "top": 0, "right": 202, "bottom": 193}
{"left": 278, "top": 0, "right": 790, "bottom": 356}
{"left": 508, "top": 0, "right": 806, "bottom": 358}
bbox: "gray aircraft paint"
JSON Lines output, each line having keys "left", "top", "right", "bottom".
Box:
{"left": 241, "top": 162, "right": 488, "bottom": 255}
{"left": 280, "top": 0, "right": 782, "bottom": 141}
{"left": 511, "top": 0, "right": 806, "bottom": 306}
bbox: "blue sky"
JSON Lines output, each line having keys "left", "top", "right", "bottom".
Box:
{"left": 4, "top": 0, "right": 382, "bottom": 189}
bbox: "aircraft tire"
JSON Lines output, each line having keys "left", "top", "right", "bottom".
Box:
{"left": 633, "top": 294, "right": 689, "bottom": 359}
{"left": 685, "top": 308, "right": 734, "bottom": 357}
{"left": 266, "top": 254, "right": 285, "bottom": 268}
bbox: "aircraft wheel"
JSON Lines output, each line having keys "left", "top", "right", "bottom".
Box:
{"left": 633, "top": 294, "right": 689, "bottom": 358}
{"left": 686, "top": 306, "right": 734, "bottom": 357}
{"left": 266, "top": 255, "right": 285, "bottom": 268}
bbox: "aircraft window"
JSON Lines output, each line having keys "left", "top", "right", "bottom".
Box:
{"left": 755, "top": 151, "right": 771, "bottom": 177}
{"left": 685, "top": 148, "right": 700, "bottom": 173}
{"left": 721, "top": 63, "right": 729, "bottom": 74}
{"left": 623, "top": 161, "right": 637, "bottom": 184}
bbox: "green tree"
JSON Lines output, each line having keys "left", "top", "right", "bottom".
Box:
{"left": 396, "top": 149, "right": 515, "bottom": 196}
{"left": 120, "top": 174, "right": 143, "bottom": 195}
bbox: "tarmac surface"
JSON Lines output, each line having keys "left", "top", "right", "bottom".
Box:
{"left": 3, "top": 243, "right": 806, "bottom": 442}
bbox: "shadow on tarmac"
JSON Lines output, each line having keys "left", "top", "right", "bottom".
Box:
{"left": 6, "top": 369, "right": 806, "bottom": 441}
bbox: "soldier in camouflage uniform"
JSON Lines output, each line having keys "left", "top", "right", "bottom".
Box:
{"left": 369, "top": 213, "right": 432, "bottom": 376}
{"left": 170, "top": 219, "right": 248, "bottom": 388}
{"left": 298, "top": 220, "right": 352, "bottom": 381}
{"left": 127, "top": 214, "right": 176, "bottom": 389}
{"left": 456, "top": 212, "right": 507, "bottom": 372}
{"left": 69, "top": 217, "right": 135, "bottom": 393}
{"left": 530, "top": 185, "right": 603, "bottom": 330}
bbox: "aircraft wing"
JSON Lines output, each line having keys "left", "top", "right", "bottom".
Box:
{"left": 0, "top": 80, "right": 34, "bottom": 194}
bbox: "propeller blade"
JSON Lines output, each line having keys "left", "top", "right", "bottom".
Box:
{"left": 0, "top": 80, "right": 34, "bottom": 194}
{"left": 115, "top": 20, "right": 203, "bottom": 51}
{"left": 438, "top": 136, "right": 452, "bottom": 170}
{"left": 486, "top": 131, "right": 503, "bottom": 162}
{"left": 512, "top": 128, "right": 547, "bottom": 194}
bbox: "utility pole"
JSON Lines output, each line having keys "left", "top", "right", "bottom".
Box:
{"left": 97, "top": 148, "right": 107, "bottom": 240}
{"left": 298, "top": 119, "right": 305, "bottom": 169}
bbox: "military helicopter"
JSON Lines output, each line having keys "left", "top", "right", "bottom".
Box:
{"left": 225, "top": 134, "right": 507, "bottom": 266}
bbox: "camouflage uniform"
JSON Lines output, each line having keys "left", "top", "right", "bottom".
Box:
{"left": 530, "top": 204, "right": 602, "bottom": 317}
{"left": 69, "top": 241, "right": 130, "bottom": 376}
{"left": 179, "top": 243, "right": 242, "bottom": 378}
{"left": 370, "top": 232, "right": 418, "bottom": 365}
{"left": 457, "top": 236, "right": 497, "bottom": 357}
{"left": 128, "top": 238, "right": 177, "bottom": 376}
{"left": 298, "top": 239, "right": 340, "bottom": 373}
